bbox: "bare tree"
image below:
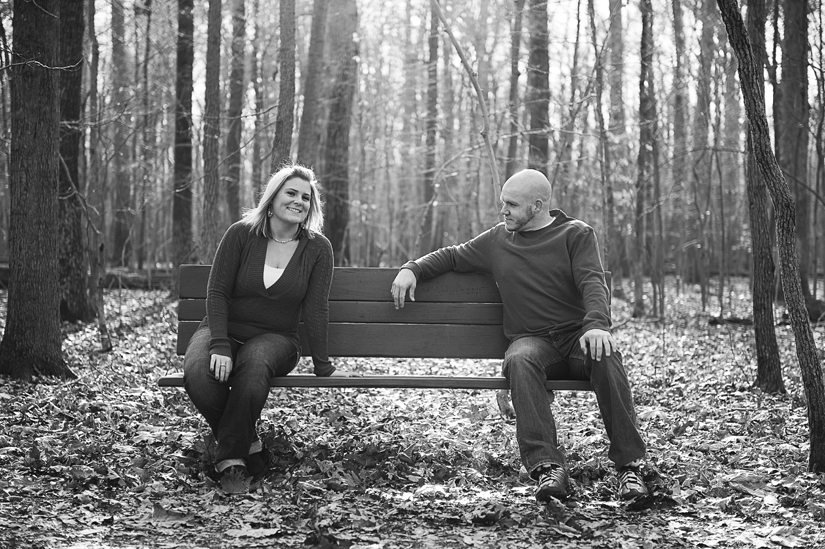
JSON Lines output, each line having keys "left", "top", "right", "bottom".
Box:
{"left": 271, "top": 0, "right": 296, "bottom": 171}
{"left": 717, "top": 0, "right": 825, "bottom": 473}
{"left": 671, "top": 0, "right": 688, "bottom": 291}
{"left": 59, "top": 0, "right": 94, "bottom": 322}
{"left": 744, "top": 0, "right": 783, "bottom": 393}
{"left": 173, "top": 0, "right": 195, "bottom": 267}
{"left": 419, "top": 3, "right": 438, "bottom": 256}
{"left": 526, "top": 0, "right": 549, "bottom": 172}
{"left": 505, "top": 0, "right": 526, "bottom": 181}
{"left": 202, "top": 0, "right": 223, "bottom": 262}
{"left": 778, "top": 0, "right": 811, "bottom": 297}
{"left": 297, "top": 0, "right": 329, "bottom": 170}
{"left": 225, "top": 0, "right": 246, "bottom": 222}
{"left": 322, "top": 0, "right": 358, "bottom": 264}
{"left": 111, "top": 0, "right": 133, "bottom": 266}
{"left": 0, "top": 0, "right": 74, "bottom": 379}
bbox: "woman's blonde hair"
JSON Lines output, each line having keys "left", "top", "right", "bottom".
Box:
{"left": 240, "top": 163, "right": 324, "bottom": 238}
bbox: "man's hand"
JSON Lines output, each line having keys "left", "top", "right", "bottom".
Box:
{"left": 391, "top": 268, "right": 417, "bottom": 309}
{"left": 210, "top": 353, "right": 233, "bottom": 383}
{"left": 579, "top": 329, "right": 616, "bottom": 362}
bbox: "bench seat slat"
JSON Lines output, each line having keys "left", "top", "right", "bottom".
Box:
{"left": 157, "top": 372, "right": 592, "bottom": 391}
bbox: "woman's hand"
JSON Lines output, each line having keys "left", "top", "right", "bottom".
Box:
{"left": 210, "top": 353, "right": 234, "bottom": 383}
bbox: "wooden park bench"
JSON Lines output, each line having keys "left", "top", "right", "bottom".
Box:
{"left": 157, "top": 265, "right": 594, "bottom": 392}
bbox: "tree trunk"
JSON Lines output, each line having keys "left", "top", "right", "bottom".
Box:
{"left": 588, "top": 0, "right": 613, "bottom": 269}
{"left": 778, "top": 0, "right": 811, "bottom": 297}
{"left": 297, "top": 0, "right": 329, "bottom": 170}
{"left": 322, "top": 0, "right": 358, "bottom": 264}
{"left": 606, "top": 0, "right": 625, "bottom": 297}
{"left": 419, "top": 3, "right": 438, "bottom": 256}
{"left": 671, "top": 0, "right": 688, "bottom": 292}
{"left": 202, "top": 0, "right": 223, "bottom": 262}
{"left": 690, "top": 0, "right": 715, "bottom": 307}
{"left": 505, "top": 0, "right": 526, "bottom": 181}
{"left": 743, "top": 0, "right": 784, "bottom": 393}
{"left": 271, "top": 0, "right": 296, "bottom": 171}
{"left": 225, "top": 0, "right": 246, "bottom": 222}
{"left": 633, "top": 0, "right": 656, "bottom": 318}
{"left": 717, "top": 0, "right": 825, "bottom": 473}
{"left": 111, "top": 0, "right": 133, "bottom": 267}
{"left": 526, "top": 0, "right": 549, "bottom": 172}
{"left": 0, "top": 0, "right": 73, "bottom": 380}
{"left": 58, "top": 0, "right": 94, "bottom": 322}
{"left": 250, "top": 0, "right": 264, "bottom": 190}
{"left": 173, "top": 0, "right": 195, "bottom": 267}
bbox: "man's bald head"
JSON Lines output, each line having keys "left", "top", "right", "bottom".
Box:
{"left": 502, "top": 169, "right": 552, "bottom": 205}
{"left": 499, "top": 169, "right": 554, "bottom": 232}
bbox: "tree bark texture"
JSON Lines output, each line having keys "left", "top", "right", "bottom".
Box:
{"left": 297, "top": 0, "right": 329, "bottom": 170}
{"left": 58, "top": 0, "right": 94, "bottom": 322}
{"left": 526, "top": 0, "right": 549, "bottom": 172}
{"left": 671, "top": 0, "right": 688, "bottom": 288}
{"left": 744, "top": 0, "right": 783, "bottom": 393}
{"left": 201, "top": 0, "right": 222, "bottom": 262}
{"left": 250, "top": 0, "right": 264, "bottom": 190}
{"left": 778, "top": 0, "right": 810, "bottom": 297}
{"left": 419, "top": 3, "right": 438, "bottom": 256}
{"left": 0, "top": 0, "right": 73, "bottom": 379}
{"left": 588, "top": 0, "right": 612, "bottom": 268}
{"left": 111, "top": 0, "right": 133, "bottom": 266}
{"left": 505, "top": 0, "right": 526, "bottom": 181}
{"left": 717, "top": 0, "right": 825, "bottom": 472}
{"left": 271, "top": 0, "right": 296, "bottom": 172}
{"left": 322, "top": 0, "right": 358, "bottom": 265}
{"left": 173, "top": 0, "right": 194, "bottom": 267}
{"left": 633, "top": 0, "right": 655, "bottom": 318}
{"left": 225, "top": 0, "right": 245, "bottom": 222}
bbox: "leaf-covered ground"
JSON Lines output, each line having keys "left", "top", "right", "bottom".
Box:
{"left": 0, "top": 280, "right": 824, "bottom": 549}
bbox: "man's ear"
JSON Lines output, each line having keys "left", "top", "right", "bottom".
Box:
{"left": 534, "top": 200, "right": 543, "bottom": 212}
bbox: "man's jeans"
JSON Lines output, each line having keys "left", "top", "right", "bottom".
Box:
{"left": 183, "top": 325, "right": 300, "bottom": 464}
{"left": 502, "top": 330, "right": 646, "bottom": 478}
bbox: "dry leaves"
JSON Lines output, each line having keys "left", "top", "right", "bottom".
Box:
{"left": 0, "top": 283, "right": 823, "bottom": 548}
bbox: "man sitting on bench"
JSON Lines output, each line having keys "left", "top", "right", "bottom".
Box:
{"left": 391, "top": 169, "right": 648, "bottom": 502}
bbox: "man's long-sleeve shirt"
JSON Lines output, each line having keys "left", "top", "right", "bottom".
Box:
{"left": 402, "top": 210, "right": 611, "bottom": 342}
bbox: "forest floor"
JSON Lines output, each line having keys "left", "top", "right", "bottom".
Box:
{"left": 0, "top": 280, "right": 824, "bottom": 549}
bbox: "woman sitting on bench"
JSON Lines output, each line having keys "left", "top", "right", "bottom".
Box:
{"left": 182, "top": 163, "right": 336, "bottom": 483}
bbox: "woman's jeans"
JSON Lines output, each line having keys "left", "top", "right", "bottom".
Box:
{"left": 502, "top": 329, "right": 646, "bottom": 478}
{"left": 183, "top": 325, "right": 299, "bottom": 464}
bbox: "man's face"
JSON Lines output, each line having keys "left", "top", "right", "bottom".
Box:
{"left": 499, "top": 187, "right": 537, "bottom": 232}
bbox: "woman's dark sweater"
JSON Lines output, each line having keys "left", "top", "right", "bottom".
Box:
{"left": 204, "top": 221, "right": 335, "bottom": 376}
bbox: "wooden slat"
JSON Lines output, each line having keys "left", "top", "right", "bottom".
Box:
{"left": 157, "top": 372, "right": 592, "bottom": 391}
{"left": 329, "top": 268, "right": 501, "bottom": 302}
{"left": 179, "top": 264, "right": 211, "bottom": 299}
{"left": 178, "top": 265, "right": 502, "bottom": 303}
{"left": 177, "top": 321, "right": 509, "bottom": 358}
{"left": 178, "top": 299, "right": 504, "bottom": 325}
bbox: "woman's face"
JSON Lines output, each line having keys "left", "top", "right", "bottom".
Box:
{"left": 271, "top": 177, "right": 312, "bottom": 226}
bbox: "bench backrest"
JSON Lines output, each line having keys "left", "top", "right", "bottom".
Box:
{"left": 177, "top": 265, "right": 610, "bottom": 359}
{"left": 177, "top": 265, "right": 509, "bottom": 358}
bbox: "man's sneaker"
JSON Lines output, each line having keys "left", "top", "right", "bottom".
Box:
{"left": 535, "top": 465, "right": 569, "bottom": 501}
{"left": 617, "top": 464, "right": 648, "bottom": 499}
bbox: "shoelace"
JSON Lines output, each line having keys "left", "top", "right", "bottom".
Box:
{"left": 538, "top": 466, "right": 566, "bottom": 487}
{"left": 618, "top": 467, "right": 645, "bottom": 493}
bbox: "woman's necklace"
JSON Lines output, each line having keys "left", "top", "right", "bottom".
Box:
{"left": 271, "top": 230, "right": 299, "bottom": 244}
{"left": 271, "top": 235, "right": 297, "bottom": 244}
